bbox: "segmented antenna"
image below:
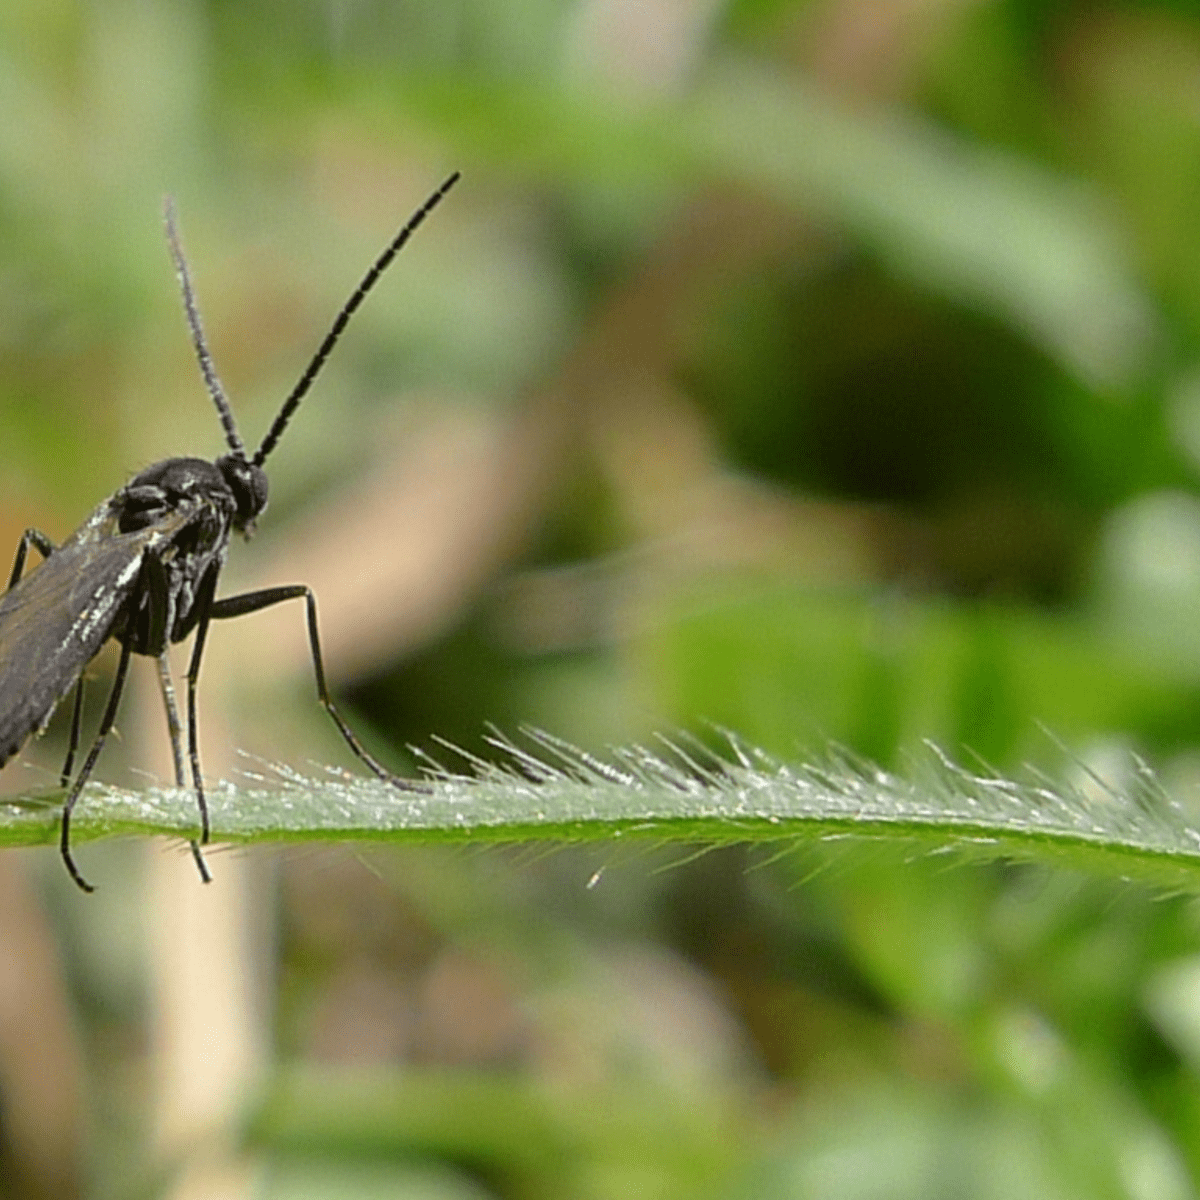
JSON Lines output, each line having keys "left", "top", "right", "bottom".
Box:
{"left": 252, "top": 170, "right": 461, "bottom": 468}
{"left": 164, "top": 197, "right": 247, "bottom": 459}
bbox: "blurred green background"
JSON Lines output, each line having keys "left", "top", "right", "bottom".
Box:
{"left": 7, "top": 0, "right": 1200, "bottom": 1197}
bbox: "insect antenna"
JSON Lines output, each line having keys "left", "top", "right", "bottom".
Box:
{"left": 164, "top": 197, "right": 248, "bottom": 460}
{"left": 251, "top": 170, "right": 461, "bottom": 468}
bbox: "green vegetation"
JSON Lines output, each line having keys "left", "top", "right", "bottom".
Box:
{"left": 5, "top": 1, "right": 1200, "bottom": 1197}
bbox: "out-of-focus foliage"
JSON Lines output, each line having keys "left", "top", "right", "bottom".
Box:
{"left": 9, "top": 1, "right": 1200, "bottom": 1198}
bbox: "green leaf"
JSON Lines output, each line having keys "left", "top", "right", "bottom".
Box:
{"left": 6, "top": 732, "right": 1200, "bottom": 892}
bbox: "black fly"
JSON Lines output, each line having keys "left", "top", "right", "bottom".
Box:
{"left": 0, "top": 172, "right": 459, "bottom": 892}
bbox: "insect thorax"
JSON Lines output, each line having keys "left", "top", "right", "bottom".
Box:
{"left": 112, "top": 457, "right": 239, "bottom": 654}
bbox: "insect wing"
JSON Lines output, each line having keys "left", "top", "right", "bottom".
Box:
{"left": 0, "top": 505, "right": 191, "bottom": 767}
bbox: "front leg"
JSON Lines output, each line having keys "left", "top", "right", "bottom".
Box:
{"left": 182, "top": 563, "right": 220, "bottom": 847}
{"left": 210, "top": 584, "right": 424, "bottom": 789}
{"left": 145, "top": 547, "right": 213, "bottom": 883}
{"left": 157, "top": 646, "right": 212, "bottom": 885}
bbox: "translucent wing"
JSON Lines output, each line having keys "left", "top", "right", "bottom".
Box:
{"left": 0, "top": 504, "right": 191, "bottom": 766}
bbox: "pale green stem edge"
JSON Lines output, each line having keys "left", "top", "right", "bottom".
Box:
{"left": 1, "top": 731, "right": 1198, "bottom": 891}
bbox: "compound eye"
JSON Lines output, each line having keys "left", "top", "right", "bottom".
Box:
{"left": 217, "top": 454, "right": 269, "bottom": 530}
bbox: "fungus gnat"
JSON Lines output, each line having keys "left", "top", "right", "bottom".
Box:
{"left": 0, "top": 172, "right": 459, "bottom": 891}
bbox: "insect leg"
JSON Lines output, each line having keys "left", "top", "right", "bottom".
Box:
{"left": 59, "top": 678, "right": 86, "bottom": 786}
{"left": 155, "top": 652, "right": 186, "bottom": 786}
{"left": 142, "top": 548, "right": 171, "bottom": 659}
{"left": 61, "top": 639, "right": 133, "bottom": 894}
{"left": 182, "top": 565, "right": 221, "bottom": 858}
{"left": 157, "top": 651, "right": 211, "bottom": 884}
{"left": 7, "top": 528, "right": 55, "bottom": 589}
{"left": 141, "top": 548, "right": 213, "bottom": 882}
{"left": 210, "top": 585, "right": 422, "bottom": 788}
